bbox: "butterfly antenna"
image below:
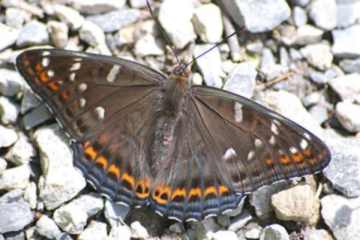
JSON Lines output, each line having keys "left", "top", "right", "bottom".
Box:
{"left": 146, "top": 0, "right": 181, "bottom": 64}
{"left": 183, "top": 31, "right": 238, "bottom": 69}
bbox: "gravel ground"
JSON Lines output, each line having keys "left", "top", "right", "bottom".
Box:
{"left": 0, "top": 0, "right": 360, "bottom": 239}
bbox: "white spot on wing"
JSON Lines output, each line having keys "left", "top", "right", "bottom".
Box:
{"left": 47, "top": 70, "right": 54, "bottom": 77}
{"left": 223, "top": 148, "right": 237, "bottom": 160}
{"left": 300, "top": 139, "right": 308, "bottom": 149}
{"left": 78, "top": 83, "right": 87, "bottom": 92}
{"left": 95, "top": 106, "right": 105, "bottom": 120}
{"left": 271, "top": 122, "right": 279, "bottom": 135}
{"left": 106, "top": 65, "right": 121, "bottom": 83}
{"left": 255, "top": 138, "right": 263, "bottom": 148}
{"left": 42, "top": 58, "right": 49, "bottom": 67}
{"left": 42, "top": 51, "right": 50, "bottom": 56}
{"left": 234, "top": 103, "right": 243, "bottom": 122}
{"left": 69, "top": 72, "right": 76, "bottom": 81}
{"left": 79, "top": 98, "right": 86, "bottom": 107}
{"left": 71, "top": 62, "right": 81, "bottom": 71}
{"left": 304, "top": 132, "right": 311, "bottom": 140}
{"left": 247, "top": 151, "right": 255, "bottom": 160}
{"left": 269, "top": 135, "right": 276, "bottom": 145}
{"left": 290, "top": 147, "right": 298, "bottom": 154}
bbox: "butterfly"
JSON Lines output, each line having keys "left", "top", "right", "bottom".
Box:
{"left": 16, "top": 48, "right": 330, "bottom": 222}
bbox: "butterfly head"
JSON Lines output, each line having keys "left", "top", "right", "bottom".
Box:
{"left": 170, "top": 60, "right": 192, "bottom": 90}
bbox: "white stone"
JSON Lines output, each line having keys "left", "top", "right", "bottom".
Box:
{"left": 78, "top": 221, "right": 107, "bottom": 240}
{"left": 0, "top": 69, "right": 26, "bottom": 97}
{"left": 108, "top": 224, "right": 131, "bottom": 240}
{"left": 53, "top": 4, "right": 84, "bottom": 30}
{"left": 333, "top": 25, "right": 360, "bottom": 58}
{"left": 0, "top": 164, "right": 31, "bottom": 190}
{"left": 300, "top": 42, "right": 333, "bottom": 70}
{"left": 0, "top": 23, "right": 19, "bottom": 51}
{"left": 5, "top": 133, "right": 35, "bottom": 165}
{"left": 0, "top": 125, "right": 18, "bottom": 148}
{"left": 336, "top": 101, "right": 360, "bottom": 133}
{"left": 329, "top": 73, "right": 360, "bottom": 101}
{"left": 130, "top": 221, "right": 149, "bottom": 239}
{"left": 309, "top": 0, "right": 337, "bottom": 30}
{"left": 0, "top": 96, "right": 20, "bottom": 124}
{"left": 260, "top": 224, "right": 289, "bottom": 240}
{"left": 35, "top": 215, "right": 61, "bottom": 239}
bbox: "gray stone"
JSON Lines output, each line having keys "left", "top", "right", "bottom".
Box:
{"left": 208, "top": 230, "right": 238, "bottom": 240}
{"left": 0, "top": 125, "right": 17, "bottom": 148}
{"left": 329, "top": 73, "right": 360, "bottom": 100}
{"left": 129, "top": 0, "right": 148, "bottom": 8}
{"left": 134, "top": 21, "right": 164, "bottom": 56}
{"left": 332, "top": 25, "right": 360, "bottom": 58}
{"left": 87, "top": 9, "right": 140, "bottom": 33}
{"left": 20, "top": 90, "right": 41, "bottom": 114}
{"left": 0, "top": 200, "right": 34, "bottom": 234}
{"left": 336, "top": 1, "right": 360, "bottom": 28}
{"left": 308, "top": 0, "right": 337, "bottom": 30}
{"left": 0, "top": 69, "right": 25, "bottom": 97}
{"left": 0, "top": 96, "right": 20, "bottom": 125}
{"left": 0, "top": 23, "right": 19, "bottom": 51}
{"left": 223, "top": 61, "right": 256, "bottom": 98}
{"left": 22, "top": 104, "right": 52, "bottom": 130}
{"left": 16, "top": 20, "right": 49, "bottom": 47}
{"left": 321, "top": 194, "right": 360, "bottom": 240}
{"left": 79, "top": 21, "right": 111, "bottom": 55}
{"left": 339, "top": 58, "right": 360, "bottom": 73}
{"left": 300, "top": 42, "right": 333, "bottom": 70}
{"left": 23, "top": 182, "right": 37, "bottom": 209}
{"left": 291, "top": 0, "right": 310, "bottom": 7}
{"left": 130, "top": 221, "right": 149, "bottom": 239}
{"left": 35, "top": 124, "right": 86, "bottom": 210}
{"left": 48, "top": 21, "right": 69, "bottom": 48}
{"left": 245, "top": 225, "right": 262, "bottom": 239}
{"left": 78, "top": 221, "right": 107, "bottom": 240}
{"left": 250, "top": 181, "right": 289, "bottom": 220}
{"left": 158, "top": 0, "right": 196, "bottom": 49}
{"left": 71, "top": 0, "right": 126, "bottom": 14}
{"left": 5, "top": 8, "right": 29, "bottom": 29}
{"left": 104, "top": 200, "right": 129, "bottom": 227}
{"left": 194, "top": 44, "right": 223, "bottom": 88}
{"left": 35, "top": 215, "right": 61, "bottom": 239}
{"left": 228, "top": 210, "right": 253, "bottom": 232}
{"left": 0, "top": 164, "right": 31, "bottom": 190}
{"left": 309, "top": 104, "right": 329, "bottom": 125}
{"left": 292, "top": 6, "right": 307, "bottom": 27}
{"left": 53, "top": 4, "right": 85, "bottom": 30}
{"left": 231, "top": 0, "right": 291, "bottom": 33}
{"left": 192, "top": 3, "right": 223, "bottom": 43}
{"left": 336, "top": 101, "right": 360, "bottom": 133}
{"left": 5, "top": 133, "right": 35, "bottom": 165}
{"left": 302, "top": 228, "right": 333, "bottom": 240}
{"left": 260, "top": 48, "right": 288, "bottom": 80}
{"left": 260, "top": 224, "right": 289, "bottom": 240}
{"left": 0, "top": 158, "right": 7, "bottom": 174}
{"left": 275, "top": 25, "right": 324, "bottom": 46}
{"left": 323, "top": 135, "right": 360, "bottom": 197}
{"left": 53, "top": 194, "right": 104, "bottom": 234}
{"left": 108, "top": 224, "right": 131, "bottom": 240}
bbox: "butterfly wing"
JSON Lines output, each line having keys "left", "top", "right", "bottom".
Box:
{"left": 150, "top": 85, "right": 330, "bottom": 221}
{"left": 16, "top": 49, "right": 167, "bottom": 206}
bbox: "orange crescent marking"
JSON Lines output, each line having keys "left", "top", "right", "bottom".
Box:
{"left": 204, "top": 186, "right": 217, "bottom": 197}
{"left": 292, "top": 152, "right": 304, "bottom": 163}
{"left": 188, "top": 187, "right": 202, "bottom": 199}
{"left": 265, "top": 158, "right": 274, "bottom": 166}
{"left": 122, "top": 172, "right": 135, "bottom": 190}
{"left": 135, "top": 179, "right": 150, "bottom": 199}
{"left": 280, "top": 155, "right": 291, "bottom": 165}
{"left": 219, "top": 185, "right": 229, "bottom": 195}
{"left": 171, "top": 188, "right": 186, "bottom": 200}
{"left": 96, "top": 155, "right": 109, "bottom": 170}
{"left": 153, "top": 185, "right": 171, "bottom": 205}
{"left": 107, "top": 164, "right": 121, "bottom": 180}
{"left": 84, "top": 146, "right": 97, "bottom": 160}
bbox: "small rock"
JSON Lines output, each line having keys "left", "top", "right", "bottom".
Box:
{"left": 321, "top": 194, "right": 360, "bottom": 239}
{"left": 339, "top": 58, "right": 360, "bottom": 74}
{"left": 5, "top": 8, "right": 29, "bottom": 29}
{"left": 104, "top": 200, "right": 129, "bottom": 227}
{"left": 260, "top": 224, "right": 289, "bottom": 240}
{"left": 16, "top": 20, "right": 49, "bottom": 47}
{"left": 292, "top": 6, "right": 307, "bottom": 27}
{"left": 336, "top": 1, "right": 360, "bottom": 28}
{"left": 23, "top": 182, "right": 37, "bottom": 209}
{"left": 309, "top": 104, "right": 329, "bottom": 124}
{"left": 245, "top": 226, "right": 262, "bottom": 239}
{"left": 275, "top": 24, "right": 324, "bottom": 46}
{"left": 291, "top": 0, "right": 310, "bottom": 7}
{"left": 53, "top": 194, "right": 104, "bottom": 234}
{"left": 208, "top": 230, "right": 238, "bottom": 240}
{"left": 0, "top": 164, "right": 31, "bottom": 190}
{"left": 78, "top": 221, "right": 107, "bottom": 240}
{"left": 134, "top": 21, "right": 164, "bottom": 56}
{"left": 336, "top": 101, "right": 360, "bottom": 133}
{"left": 35, "top": 215, "right": 61, "bottom": 239}
{"left": 0, "top": 96, "right": 20, "bottom": 124}
{"left": 48, "top": 21, "right": 69, "bottom": 48}
{"left": 223, "top": 61, "right": 257, "bottom": 98}
{"left": 87, "top": 9, "right": 141, "bottom": 33}
{"left": 108, "top": 224, "right": 131, "bottom": 240}
{"left": 20, "top": 90, "right": 41, "bottom": 114}
{"left": 79, "top": 21, "right": 110, "bottom": 55}
{"left": 0, "top": 158, "right": 7, "bottom": 174}
{"left": 0, "top": 23, "right": 19, "bottom": 51}
{"left": 0, "top": 125, "right": 18, "bottom": 148}
{"left": 228, "top": 211, "right": 253, "bottom": 232}
{"left": 0, "top": 69, "right": 25, "bottom": 97}
{"left": 129, "top": 0, "right": 148, "bottom": 8}
{"left": 329, "top": 73, "right": 360, "bottom": 100}
{"left": 130, "top": 221, "right": 149, "bottom": 239}
{"left": 0, "top": 200, "right": 34, "bottom": 234}
{"left": 53, "top": 4, "right": 85, "bottom": 30}
{"left": 158, "top": 0, "right": 196, "bottom": 49}
{"left": 194, "top": 44, "right": 223, "bottom": 88}
{"left": 192, "top": 3, "right": 223, "bottom": 43}
{"left": 271, "top": 184, "right": 320, "bottom": 225}
{"left": 332, "top": 25, "right": 360, "bottom": 58}
{"left": 22, "top": 104, "right": 52, "bottom": 130}
{"left": 300, "top": 42, "right": 333, "bottom": 70}
{"left": 5, "top": 133, "right": 35, "bottom": 165}
{"left": 303, "top": 228, "right": 333, "bottom": 240}
{"left": 35, "top": 124, "right": 86, "bottom": 210}
{"left": 260, "top": 48, "right": 288, "bottom": 80}
{"left": 308, "top": 0, "right": 337, "bottom": 30}
{"left": 71, "top": 0, "right": 126, "bottom": 15}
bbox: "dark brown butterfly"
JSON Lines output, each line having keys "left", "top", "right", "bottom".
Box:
{"left": 16, "top": 48, "right": 330, "bottom": 222}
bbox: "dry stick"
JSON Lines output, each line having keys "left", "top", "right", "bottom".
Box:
{"left": 223, "top": 14, "right": 242, "bottom": 62}
{"left": 256, "top": 71, "right": 294, "bottom": 91}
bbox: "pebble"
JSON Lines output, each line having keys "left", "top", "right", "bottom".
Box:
{"left": 0, "top": 125, "right": 18, "bottom": 148}
{"left": 0, "top": 96, "right": 20, "bottom": 124}
{"left": 275, "top": 24, "right": 324, "bottom": 46}
{"left": 23, "top": 182, "right": 37, "bottom": 209}
{"left": 0, "top": 69, "right": 25, "bottom": 97}
{"left": 0, "top": 23, "right": 19, "bottom": 51}
{"left": 260, "top": 48, "right": 288, "bottom": 80}
{"left": 291, "top": 0, "right": 310, "bottom": 7}
{"left": 53, "top": 4, "right": 85, "bottom": 30}
{"left": 53, "top": 194, "right": 104, "bottom": 234}
{"left": 71, "top": 0, "right": 126, "bottom": 15}
{"left": 336, "top": 101, "right": 360, "bottom": 133}
{"left": 22, "top": 104, "right": 52, "bottom": 130}
{"left": 259, "top": 224, "right": 289, "bottom": 240}
{"left": 292, "top": 6, "right": 307, "bottom": 27}
{"left": 79, "top": 21, "right": 111, "bottom": 55}
{"left": 208, "top": 230, "right": 238, "bottom": 240}
{"left": 104, "top": 200, "right": 129, "bottom": 227}
{"left": 130, "top": 221, "right": 149, "bottom": 239}
{"left": 300, "top": 42, "right": 333, "bottom": 70}
{"left": 336, "top": 1, "right": 360, "bottom": 28}
{"left": 0, "top": 200, "right": 34, "bottom": 234}
{"left": 5, "top": 8, "right": 29, "bottom": 29}
{"left": 48, "top": 20, "right": 69, "bottom": 48}
{"left": 5, "top": 133, "right": 35, "bottom": 165}
{"left": 223, "top": 61, "right": 257, "bottom": 98}
{"left": 108, "top": 224, "right": 131, "bottom": 240}
{"left": 0, "top": 164, "right": 31, "bottom": 190}
{"left": 194, "top": 44, "right": 224, "bottom": 88}
{"left": 339, "top": 58, "right": 360, "bottom": 73}
{"left": 158, "top": 0, "right": 196, "bottom": 49}
{"left": 192, "top": 3, "right": 223, "bottom": 43}
{"left": 16, "top": 20, "right": 49, "bottom": 47}
{"left": 228, "top": 211, "right": 253, "bottom": 232}
{"left": 0, "top": 158, "right": 7, "bottom": 174}
{"left": 34, "top": 124, "right": 86, "bottom": 210}
{"left": 321, "top": 194, "right": 360, "bottom": 239}
{"left": 87, "top": 9, "right": 140, "bottom": 33}
{"left": 129, "top": 0, "right": 148, "bottom": 8}
{"left": 134, "top": 21, "right": 164, "bottom": 56}
{"left": 308, "top": 0, "right": 337, "bottom": 30}
{"left": 35, "top": 214, "right": 62, "bottom": 239}
{"left": 303, "top": 228, "right": 333, "bottom": 240}
{"left": 20, "top": 90, "right": 41, "bottom": 114}
{"left": 78, "top": 221, "right": 107, "bottom": 240}
{"left": 328, "top": 73, "right": 360, "bottom": 100}
{"left": 332, "top": 25, "right": 360, "bottom": 57}
{"left": 271, "top": 184, "right": 320, "bottom": 225}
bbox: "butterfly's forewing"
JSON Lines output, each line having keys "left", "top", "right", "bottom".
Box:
{"left": 16, "top": 49, "right": 167, "bottom": 206}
